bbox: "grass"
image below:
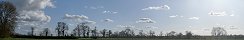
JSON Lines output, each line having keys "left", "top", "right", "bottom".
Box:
{"left": 1, "top": 38, "right": 244, "bottom": 40}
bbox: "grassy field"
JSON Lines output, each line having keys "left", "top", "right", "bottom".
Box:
{"left": 1, "top": 38, "right": 244, "bottom": 40}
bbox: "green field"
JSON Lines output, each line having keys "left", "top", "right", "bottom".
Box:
{"left": 1, "top": 38, "right": 244, "bottom": 40}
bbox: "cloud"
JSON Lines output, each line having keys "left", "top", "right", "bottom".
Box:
{"left": 136, "top": 18, "right": 156, "bottom": 23}
{"left": 7, "top": 0, "right": 54, "bottom": 29}
{"left": 230, "top": 14, "right": 235, "bottom": 16}
{"left": 83, "top": 20, "right": 96, "bottom": 24}
{"left": 17, "top": 11, "right": 51, "bottom": 23}
{"left": 142, "top": 5, "right": 170, "bottom": 11}
{"left": 84, "top": 6, "right": 104, "bottom": 9}
{"left": 169, "top": 15, "right": 178, "bottom": 18}
{"left": 8, "top": 0, "right": 55, "bottom": 11}
{"left": 188, "top": 17, "right": 200, "bottom": 20}
{"left": 102, "top": 11, "right": 118, "bottom": 14}
{"left": 214, "top": 24, "right": 239, "bottom": 30}
{"left": 63, "top": 14, "right": 88, "bottom": 20}
{"left": 103, "top": 19, "right": 113, "bottom": 22}
{"left": 145, "top": 26, "right": 158, "bottom": 29}
{"left": 62, "top": 14, "right": 96, "bottom": 24}
{"left": 117, "top": 25, "right": 135, "bottom": 29}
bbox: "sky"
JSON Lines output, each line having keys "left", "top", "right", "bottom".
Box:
{"left": 4, "top": 0, "right": 244, "bottom": 36}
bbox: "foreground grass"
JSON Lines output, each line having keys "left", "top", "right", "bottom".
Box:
{"left": 1, "top": 38, "right": 244, "bottom": 40}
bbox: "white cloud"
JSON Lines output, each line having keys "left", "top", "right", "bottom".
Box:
{"left": 230, "top": 14, "right": 235, "bottom": 16}
{"left": 63, "top": 14, "right": 88, "bottom": 20}
{"left": 63, "top": 14, "right": 96, "bottom": 24}
{"left": 169, "top": 15, "right": 178, "bottom": 18}
{"left": 188, "top": 17, "right": 200, "bottom": 20}
{"left": 103, "top": 19, "right": 114, "bottom": 22}
{"left": 142, "top": 5, "right": 170, "bottom": 10}
{"left": 145, "top": 26, "right": 158, "bottom": 29}
{"left": 17, "top": 11, "right": 51, "bottom": 23}
{"left": 136, "top": 18, "right": 156, "bottom": 23}
{"left": 117, "top": 25, "right": 135, "bottom": 29}
{"left": 102, "top": 11, "right": 118, "bottom": 14}
{"left": 208, "top": 10, "right": 227, "bottom": 16}
{"left": 8, "top": 0, "right": 55, "bottom": 11}
{"left": 83, "top": 20, "right": 96, "bottom": 24}
{"left": 8, "top": 0, "right": 54, "bottom": 30}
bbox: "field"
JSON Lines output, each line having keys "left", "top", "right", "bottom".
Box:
{"left": 1, "top": 38, "right": 244, "bottom": 40}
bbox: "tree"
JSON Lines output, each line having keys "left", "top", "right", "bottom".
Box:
{"left": 111, "top": 31, "right": 119, "bottom": 37}
{"left": 56, "top": 22, "right": 69, "bottom": 36}
{"left": 108, "top": 30, "right": 112, "bottom": 37}
{"left": 91, "top": 27, "right": 97, "bottom": 38}
{"left": 138, "top": 30, "right": 145, "bottom": 36}
{"left": 100, "top": 29, "right": 107, "bottom": 37}
{"left": 211, "top": 27, "right": 227, "bottom": 36}
{"left": 42, "top": 28, "right": 50, "bottom": 36}
{"left": 124, "top": 27, "right": 135, "bottom": 37}
{"left": 30, "top": 27, "right": 35, "bottom": 36}
{"left": 185, "top": 31, "right": 192, "bottom": 39}
{"left": 117, "top": 27, "right": 135, "bottom": 37}
{"left": 166, "top": 31, "right": 176, "bottom": 36}
{"left": 159, "top": 31, "right": 163, "bottom": 36}
{"left": 73, "top": 22, "right": 91, "bottom": 37}
{"left": 177, "top": 33, "right": 183, "bottom": 37}
{"left": 149, "top": 30, "right": 155, "bottom": 36}
{"left": 79, "top": 23, "right": 89, "bottom": 37}
{"left": 86, "top": 26, "right": 90, "bottom": 37}
{"left": 0, "top": 1, "right": 17, "bottom": 38}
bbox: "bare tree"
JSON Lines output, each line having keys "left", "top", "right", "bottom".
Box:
{"left": 56, "top": 22, "right": 68, "bottom": 36}
{"left": 91, "top": 27, "right": 97, "bottom": 38}
{"left": 86, "top": 26, "right": 90, "bottom": 37}
{"left": 111, "top": 31, "right": 119, "bottom": 37}
{"left": 80, "top": 23, "right": 89, "bottom": 37}
{"left": 100, "top": 29, "right": 107, "bottom": 37}
{"left": 30, "top": 27, "right": 35, "bottom": 36}
{"left": 159, "top": 31, "right": 163, "bottom": 36}
{"left": 149, "top": 30, "right": 155, "bottom": 36}
{"left": 211, "top": 27, "right": 227, "bottom": 36}
{"left": 42, "top": 28, "right": 50, "bottom": 36}
{"left": 0, "top": 1, "right": 17, "bottom": 38}
{"left": 108, "top": 30, "right": 112, "bottom": 37}
{"left": 138, "top": 30, "right": 145, "bottom": 36}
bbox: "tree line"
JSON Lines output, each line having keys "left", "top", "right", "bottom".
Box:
{"left": 0, "top": 1, "right": 239, "bottom": 39}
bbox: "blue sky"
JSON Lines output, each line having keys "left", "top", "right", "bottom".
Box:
{"left": 7, "top": 0, "right": 244, "bottom": 35}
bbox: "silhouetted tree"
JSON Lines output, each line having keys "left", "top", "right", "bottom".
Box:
{"left": 118, "top": 27, "right": 135, "bottom": 37}
{"left": 111, "top": 31, "right": 119, "bottom": 37}
{"left": 86, "top": 26, "right": 90, "bottom": 37}
{"left": 138, "top": 30, "right": 145, "bottom": 36}
{"left": 166, "top": 31, "right": 176, "bottom": 36}
{"left": 177, "top": 33, "right": 183, "bottom": 37}
{"left": 159, "top": 31, "right": 163, "bottom": 36}
{"left": 30, "top": 27, "right": 35, "bottom": 36}
{"left": 100, "top": 29, "right": 107, "bottom": 37}
{"left": 149, "top": 30, "right": 155, "bottom": 36}
{"left": 56, "top": 22, "right": 69, "bottom": 36}
{"left": 211, "top": 27, "right": 227, "bottom": 36}
{"left": 42, "top": 28, "right": 50, "bottom": 36}
{"left": 185, "top": 31, "right": 192, "bottom": 39}
{"left": 108, "top": 30, "right": 112, "bottom": 37}
{"left": 72, "top": 25, "right": 81, "bottom": 37}
{"left": 91, "top": 27, "right": 97, "bottom": 39}
{"left": 0, "top": 1, "right": 17, "bottom": 38}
